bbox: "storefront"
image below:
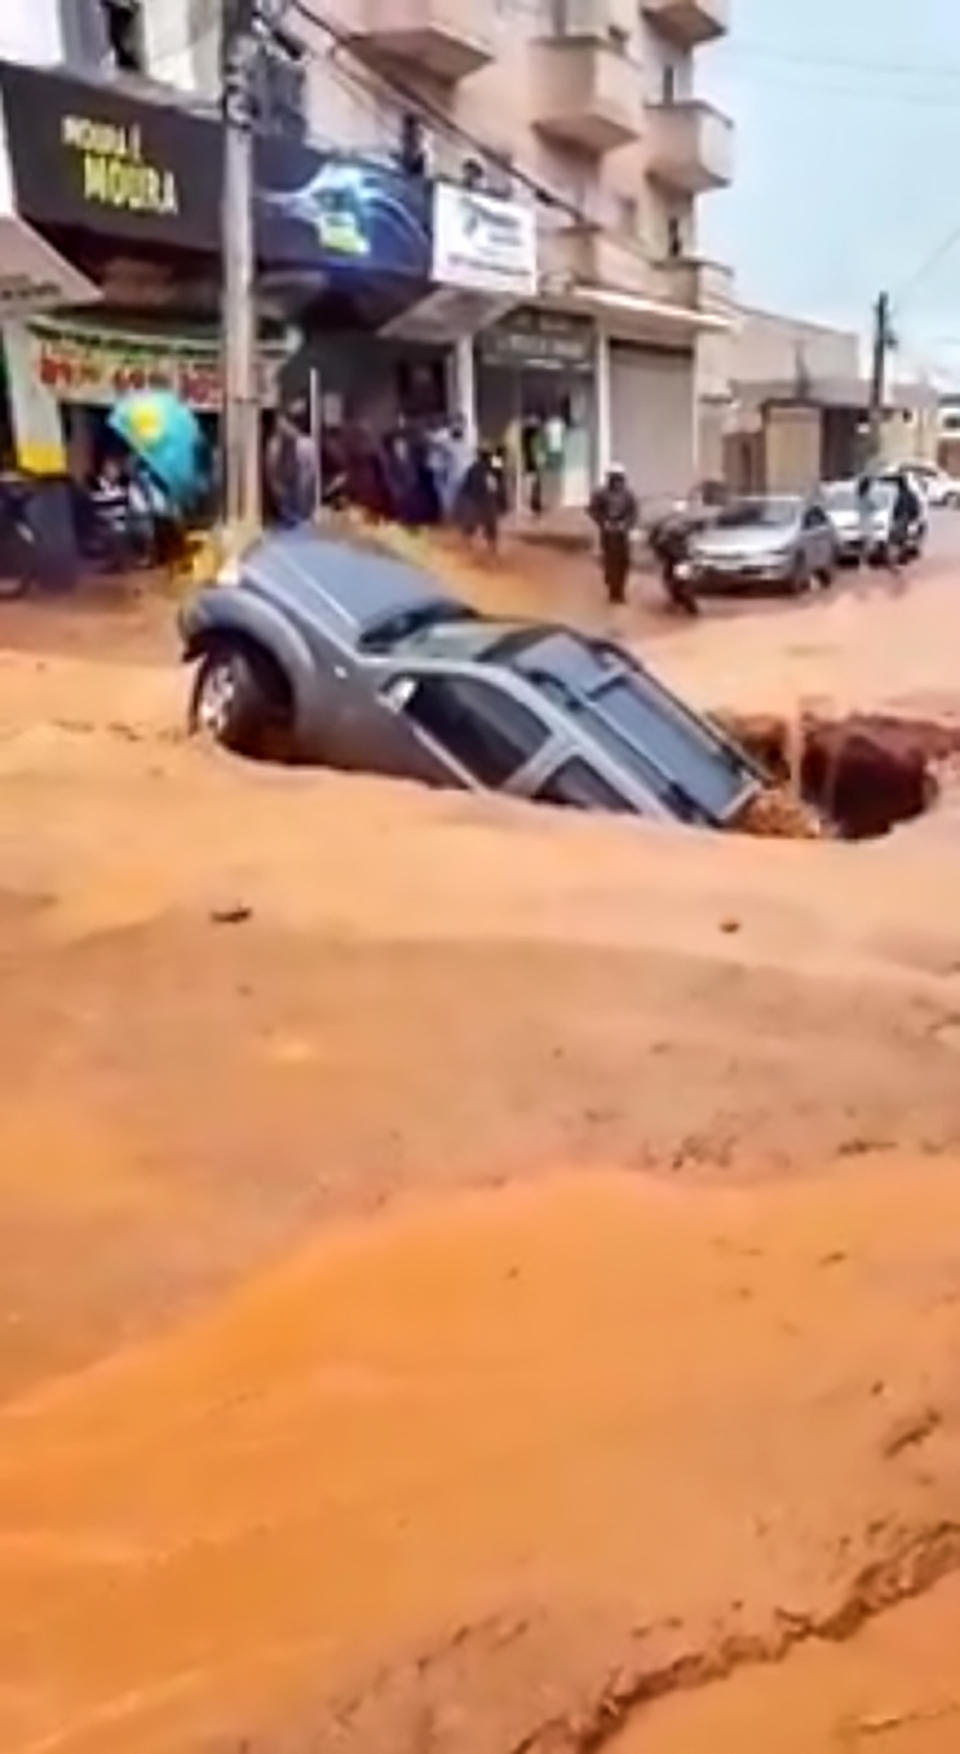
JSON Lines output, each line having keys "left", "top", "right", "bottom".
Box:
{"left": 475, "top": 307, "right": 597, "bottom": 512}
{"left": 0, "top": 57, "right": 439, "bottom": 475}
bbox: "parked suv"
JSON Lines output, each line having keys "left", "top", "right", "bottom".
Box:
{"left": 180, "top": 530, "right": 760, "bottom": 829}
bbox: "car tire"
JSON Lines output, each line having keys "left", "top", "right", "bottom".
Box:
{"left": 190, "top": 644, "right": 289, "bottom": 757}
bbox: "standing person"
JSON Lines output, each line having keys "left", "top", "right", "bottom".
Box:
{"left": 889, "top": 468, "right": 921, "bottom": 574}
{"left": 430, "top": 416, "right": 473, "bottom": 521}
{"left": 589, "top": 464, "right": 638, "bottom": 606}
{"left": 382, "top": 419, "right": 420, "bottom": 526}
{"left": 542, "top": 408, "right": 566, "bottom": 511}
{"left": 90, "top": 454, "right": 134, "bottom": 570}
{"left": 857, "top": 472, "right": 876, "bottom": 565}
{"left": 522, "top": 413, "right": 545, "bottom": 515}
{"left": 265, "top": 406, "right": 317, "bottom": 527}
{"left": 456, "top": 446, "right": 502, "bottom": 553}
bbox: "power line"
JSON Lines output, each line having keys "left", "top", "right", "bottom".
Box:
{"left": 730, "top": 37, "right": 960, "bottom": 84}
{"left": 894, "top": 222, "right": 960, "bottom": 311}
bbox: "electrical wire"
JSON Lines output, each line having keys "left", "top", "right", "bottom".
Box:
{"left": 729, "top": 37, "right": 960, "bottom": 84}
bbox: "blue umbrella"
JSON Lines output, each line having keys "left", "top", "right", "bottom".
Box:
{"left": 108, "top": 391, "right": 204, "bottom": 509}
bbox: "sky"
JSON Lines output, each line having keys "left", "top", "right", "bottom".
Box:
{"left": 698, "top": 0, "right": 960, "bottom": 384}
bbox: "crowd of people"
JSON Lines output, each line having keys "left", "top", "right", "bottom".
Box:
{"left": 265, "top": 403, "right": 509, "bottom": 552}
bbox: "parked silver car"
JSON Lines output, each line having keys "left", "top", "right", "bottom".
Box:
{"left": 822, "top": 479, "right": 869, "bottom": 564}
{"left": 675, "top": 494, "right": 836, "bottom": 596}
{"left": 180, "top": 529, "right": 761, "bottom": 829}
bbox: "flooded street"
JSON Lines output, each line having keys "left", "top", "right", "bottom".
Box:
{"left": 3, "top": 530, "right": 960, "bottom": 1750}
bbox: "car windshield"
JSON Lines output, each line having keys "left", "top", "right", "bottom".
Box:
{"left": 359, "top": 601, "right": 478, "bottom": 652}
{"left": 823, "top": 484, "right": 858, "bottom": 512}
{"left": 714, "top": 498, "right": 800, "bottom": 530}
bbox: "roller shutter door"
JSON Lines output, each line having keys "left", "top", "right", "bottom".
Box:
{"left": 609, "top": 343, "right": 694, "bottom": 500}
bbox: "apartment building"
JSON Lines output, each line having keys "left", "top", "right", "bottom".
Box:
{"left": 0, "top": 0, "right": 733, "bottom": 501}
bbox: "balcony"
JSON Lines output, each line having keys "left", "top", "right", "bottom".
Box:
{"left": 646, "top": 99, "right": 733, "bottom": 192}
{"left": 653, "top": 256, "right": 734, "bottom": 311}
{"left": 541, "top": 225, "right": 654, "bottom": 294}
{"left": 531, "top": 36, "right": 644, "bottom": 154}
{"left": 641, "top": 0, "right": 729, "bottom": 46}
{"left": 349, "top": 0, "right": 493, "bottom": 82}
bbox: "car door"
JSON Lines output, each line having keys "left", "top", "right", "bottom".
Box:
{"left": 378, "top": 669, "right": 551, "bottom": 793}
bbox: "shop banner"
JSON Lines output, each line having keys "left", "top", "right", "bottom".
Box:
{"left": 432, "top": 183, "right": 537, "bottom": 298}
{"left": 0, "top": 60, "right": 219, "bottom": 252}
{"left": 25, "top": 321, "right": 286, "bottom": 413}
{"left": 255, "top": 136, "right": 432, "bottom": 280}
{"left": 0, "top": 59, "right": 434, "bottom": 282}
{"left": 478, "top": 307, "right": 595, "bottom": 373}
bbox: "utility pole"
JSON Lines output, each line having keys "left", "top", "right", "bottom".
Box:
{"left": 868, "top": 291, "right": 895, "bottom": 465}
{"left": 221, "top": 0, "right": 261, "bottom": 553}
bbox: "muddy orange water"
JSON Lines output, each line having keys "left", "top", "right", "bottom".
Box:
{"left": 4, "top": 1169, "right": 960, "bottom": 1754}
{"left": 4, "top": 541, "right": 960, "bottom": 1751}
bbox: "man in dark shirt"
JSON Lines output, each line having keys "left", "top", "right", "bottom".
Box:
{"left": 589, "top": 465, "right": 638, "bottom": 605}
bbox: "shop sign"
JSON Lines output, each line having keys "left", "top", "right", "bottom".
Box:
{"left": 478, "top": 308, "right": 595, "bottom": 373}
{"left": 0, "top": 60, "right": 219, "bottom": 251}
{"left": 255, "top": 139, "right": 432, "bottom": 280}
{"left": 26, "top": 322, "right": 285, "bottom": 413}
{"left": 0, "top": 60, "right": 432, "bottom": 285}
{"left": 432, "top": 183, "right": 537, "bottom": 298}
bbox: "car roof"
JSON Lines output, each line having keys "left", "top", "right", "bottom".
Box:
{"left": 241, "top": 528, "right": 465, "bottom": 642}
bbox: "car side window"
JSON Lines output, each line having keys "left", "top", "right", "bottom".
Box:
{"left": 804, "top": 506, "right": 828, "bottom": 530}
{"left": 400, "top": 676, "right": 546, "bottom": 787}
{"left": 535, "top": 758, "right": 634, "bottom": 813}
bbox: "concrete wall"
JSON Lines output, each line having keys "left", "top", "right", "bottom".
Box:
{"left": 763, "top": 404, "right": 821, "bottom": 493}
{"left": 732, "top": 308, "right": 859, "bottom": 387}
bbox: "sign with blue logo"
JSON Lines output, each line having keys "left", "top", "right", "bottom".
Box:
{"left": 255, "top": 137, "right": 431, "bottom": 282}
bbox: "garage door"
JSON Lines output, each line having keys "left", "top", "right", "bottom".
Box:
{"left": 609, "top": 343, "right": 694, "bottom": 503}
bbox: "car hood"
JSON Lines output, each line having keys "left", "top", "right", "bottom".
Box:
{"left": 690, "top": 525, "right": 795, "bottom": 561}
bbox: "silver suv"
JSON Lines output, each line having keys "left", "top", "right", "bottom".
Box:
{"left": 180, "top": 530, "right": 760, "bottom": 828}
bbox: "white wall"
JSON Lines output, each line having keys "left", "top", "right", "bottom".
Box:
{"left": 0, "top": 0, "right": 64, "bottom": 66}
{"left": 142, "top": 0, "right": 222, "bottom": 97}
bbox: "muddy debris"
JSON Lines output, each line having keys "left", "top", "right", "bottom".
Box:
{"left": 721, "top": 711, "right": 960, "bottom": 841}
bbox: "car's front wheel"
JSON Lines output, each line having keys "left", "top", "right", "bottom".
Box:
{"left": 190, "top": 645, "right": 290, "bottom": 757}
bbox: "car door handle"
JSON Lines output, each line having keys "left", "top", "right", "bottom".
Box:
{"left": 382, "top": 677, "right": 417, "bottom": 711}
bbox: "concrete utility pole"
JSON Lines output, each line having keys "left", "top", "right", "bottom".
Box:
{"left": 868, "top": 291, "right": 895, "bottom": 464}
{"left": 221, "top": 0, "right": 261, "bottom": 552}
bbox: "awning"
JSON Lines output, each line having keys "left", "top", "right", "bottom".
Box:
{"left": 570, "top": 284, "right": 735, "bottom": 339}
{"left": 0, "top": 215, "right": 100, "bottom": 318}
{"left": 0, "top": 68, "right": 100, "bottom": 318}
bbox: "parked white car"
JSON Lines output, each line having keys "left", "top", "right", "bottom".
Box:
{"left": 884, "top": 462, "right": 960, "bottom": 509}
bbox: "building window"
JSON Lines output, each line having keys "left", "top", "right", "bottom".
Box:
{"left": 661, "top": 62, "right": 677, "bottom": 105}
{"left": 100, "top": 0, "right": 145, "bottom": 72}
{"left": 667, "top": 215, "right": 684, "bottom": 259}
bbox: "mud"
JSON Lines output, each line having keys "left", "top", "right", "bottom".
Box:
{"left": 5, "top": 538, "right": 960, "bottom": 1752}
{"left": 721, "top": 710, "right": 960, "bottom": 839}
